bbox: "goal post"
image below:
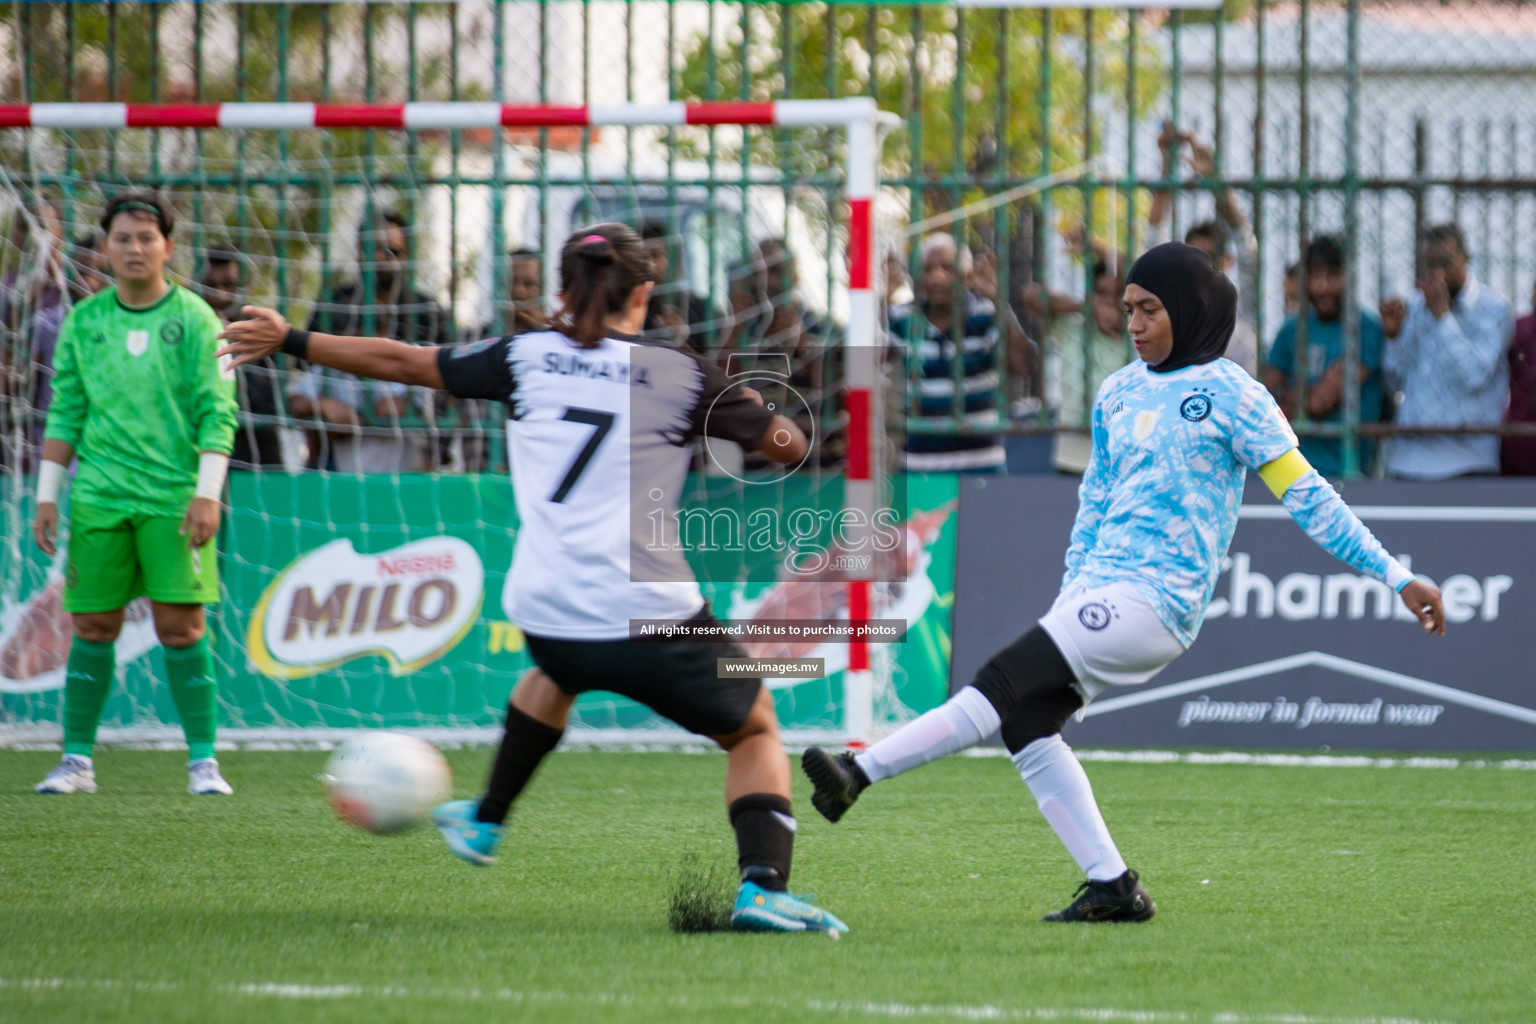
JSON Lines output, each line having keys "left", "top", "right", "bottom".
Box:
{"left": 0, "top": 99, "right": 905, "bottom": 748}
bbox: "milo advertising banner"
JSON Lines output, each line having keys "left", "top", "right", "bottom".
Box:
{"left": 0, "top": 474, "right": 957, "bottom": 740}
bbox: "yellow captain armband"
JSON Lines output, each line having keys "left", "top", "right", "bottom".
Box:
{"left": 1258, "top": 449, "right": 1312, "bottom": 500}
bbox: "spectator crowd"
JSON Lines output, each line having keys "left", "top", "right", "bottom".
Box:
{"left": 4, "top": 181, "right": 1536, "bottom": 481}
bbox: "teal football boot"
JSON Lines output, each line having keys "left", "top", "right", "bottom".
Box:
{"left": 730, "top": 881, "right": 849, "bottom": 934}
{"left": 430, "top": 799, "right": 503, "bottom": 866}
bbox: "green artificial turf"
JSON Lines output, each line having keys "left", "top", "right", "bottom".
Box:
{"left": 2, "top": 749, "right": 1533, "bottom": 1023}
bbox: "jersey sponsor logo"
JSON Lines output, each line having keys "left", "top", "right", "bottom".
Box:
{"left": 160, "top": 320, "right": 183, "bottom": 346}
{"left": 90, "top": 331, "right": 107, "bottom": 345}
{"left": 1180, "top": 393, "right": 1213, "bottom": 422}
{"left": 1078, "top": 601, "right": 1113, "bottom": 631}
{"left": 1132, "top": 409, "right": 1161, "bottom": 441}
{"left": 541, "top": 350, "right": 652, "bottom": 387}
{"left": 247, "top": 537, "right": 484, "bottom": 679}
{"left": 126, "top": 329, "right": 150, "bottom": 357}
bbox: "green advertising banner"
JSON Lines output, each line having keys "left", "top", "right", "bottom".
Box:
{"left": 1, "top": 473, "right": 957, "bottom": 741}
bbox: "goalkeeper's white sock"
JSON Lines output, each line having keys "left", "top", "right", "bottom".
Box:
{"left": 1012, "top": 734, "right": 1127, "bottom": 882}
{"left": 853, "top": 686, "right": 1000, "bottom": 784}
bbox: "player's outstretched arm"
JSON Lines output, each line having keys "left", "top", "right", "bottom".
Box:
{"left": 1258, "top": 449, "right": 1445, "bottom": 636}
{"left": 754, "top": 414, "right": 808, "bottom": 464}
{"left": 218, "top": 306, "right": 445, "bottom": 390}
{"left": 735, "top": 387, "right": 808, "bottom": 465}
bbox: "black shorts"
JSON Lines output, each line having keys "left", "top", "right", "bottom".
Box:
{"left": 523, "top": 610, "right": 761, "bottom": 737}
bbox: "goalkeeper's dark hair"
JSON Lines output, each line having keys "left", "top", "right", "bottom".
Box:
{"left": 554, "top": 223, "right": 653, "bottom": 349}
{"left": 100, "top": 191, "right": 174, "bottom": 239}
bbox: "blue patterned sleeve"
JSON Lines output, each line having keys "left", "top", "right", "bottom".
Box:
{"left": 1231, "top": 379, "right": 1300, "bottom": 470}
{"left": 1281, "top": 471, "right": 1413, "bottom": 591}
{"left": 1063, "top": 398, "right": 1111, "bottom": 587}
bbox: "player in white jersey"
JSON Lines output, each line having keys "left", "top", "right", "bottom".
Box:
{"left": 219, "top": 224, "right": 848, "bottom": 934}
{"left": 803, "top": 243, "right": 1446, "bottom": 923}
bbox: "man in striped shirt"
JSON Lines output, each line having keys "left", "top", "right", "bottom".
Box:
{"left": 890, "top": 234, "right": 1034, "bottom": 472}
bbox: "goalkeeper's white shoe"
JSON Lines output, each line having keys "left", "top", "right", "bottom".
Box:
{"left": 36, "top": 754, "right": 97, "bottom": 794}
{"left": 188, "top": 758, "right": 234, "bottom": 796}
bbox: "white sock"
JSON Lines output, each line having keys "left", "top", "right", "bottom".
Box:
{"left": 64, "top": 754, "right": 92, "bottom": 767}
{"left": 854, "top": 686, "right": 1000, "bottom": 784}
{"left": 1012, "top": 735, "right": 1128, "bottom": 882}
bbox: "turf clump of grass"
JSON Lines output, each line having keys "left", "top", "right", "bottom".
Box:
{"left": 666, "top": 849, "right": 735, "bottom": 933}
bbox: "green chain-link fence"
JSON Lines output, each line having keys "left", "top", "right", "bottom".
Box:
{"left": 3, "top": 1, "right": 1535, "bottom": 479}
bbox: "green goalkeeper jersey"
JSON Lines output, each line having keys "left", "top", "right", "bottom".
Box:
{"left": 44, "top": 283, "right": 239, "bottom": 517}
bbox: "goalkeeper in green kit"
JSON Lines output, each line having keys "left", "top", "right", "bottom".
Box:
{"left": 32, "top": 193, "right": 239, "bottom": 796}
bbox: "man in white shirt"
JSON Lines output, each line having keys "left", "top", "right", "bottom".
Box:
{"left": 1379, "top": 224, "right": 1512, "bottom": 479}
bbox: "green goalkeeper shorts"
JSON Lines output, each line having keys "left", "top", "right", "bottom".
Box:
{"left": 63, "top": 503, "right": 219, "bottom": 613}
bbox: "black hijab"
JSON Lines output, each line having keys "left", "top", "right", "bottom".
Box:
{"left": 1124, "top": 242, "right": 1237, "bottom": 374}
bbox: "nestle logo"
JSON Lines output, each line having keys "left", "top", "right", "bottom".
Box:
{"left": 378, "top": 552, "right": 457, "bottom": 577}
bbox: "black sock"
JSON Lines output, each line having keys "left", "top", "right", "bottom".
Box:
{"left": 728, "top": 793, "right": 795, "bottom": 892}
{"left": 475, "top": 705, "right": 564, "bottom": 825}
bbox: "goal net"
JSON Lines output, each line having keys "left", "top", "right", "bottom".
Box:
{"left": 0, "top": 100, "right": 941, "bottom": 749}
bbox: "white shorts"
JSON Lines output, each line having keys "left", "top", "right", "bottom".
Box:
{"left": 1037, "top": 582, "right": 1187, "bottom": 702}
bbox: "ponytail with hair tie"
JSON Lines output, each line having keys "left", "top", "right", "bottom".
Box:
{"left": 553, "top": 223, "right": 651, "bottom": 347}
{"left": 576, "top": 234, "right": 616, "bottom": 266}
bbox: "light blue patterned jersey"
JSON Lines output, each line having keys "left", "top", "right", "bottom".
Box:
{"left": 1064, "top": 358, "right": 1298, "bottom": 645}
{"left": 1065, "top": 358, "right": 1411, "bottom": 644}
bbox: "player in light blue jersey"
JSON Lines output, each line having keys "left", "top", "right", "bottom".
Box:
{"left": 804, "top": 243, "right": 1446, "bottom": 923}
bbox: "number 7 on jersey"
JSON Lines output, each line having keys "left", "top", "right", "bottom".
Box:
{"left": 549, "top": 407, "right": 616, "bottom": 503}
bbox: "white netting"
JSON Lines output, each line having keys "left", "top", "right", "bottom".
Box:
{"left": 0, "top": 117, "right": 933, "bottom": 747}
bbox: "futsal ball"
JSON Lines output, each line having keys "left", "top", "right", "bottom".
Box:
{"left": 322, "top": 732, "right": 452, "bottom": 835}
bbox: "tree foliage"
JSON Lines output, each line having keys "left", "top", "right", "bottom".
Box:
{"left": 0, "top": 3, "right": 472, "bottom": 303}
{"left": 677, "top": 3, "right": 1168, "bottom": 234}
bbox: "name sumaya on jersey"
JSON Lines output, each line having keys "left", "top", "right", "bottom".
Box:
{"left": 543, "top": 350, "right": 652, "bottom": 387}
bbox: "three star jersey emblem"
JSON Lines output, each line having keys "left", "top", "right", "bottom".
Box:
{"left": 1180, "top": 387, "right": 1215, "bottom": 422}
{"left": 159, "top": 319, "right": 183, "bottom": 345}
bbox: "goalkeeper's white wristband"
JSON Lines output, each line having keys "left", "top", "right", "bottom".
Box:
{"left": 37, "top": 459, "right": 66, "bottom": 505}
{"left": 1385, "top": 560, "right": 1414, "bottom": 594}
{"left": 195, "top": 452, "right": 231, "bottom": 501}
